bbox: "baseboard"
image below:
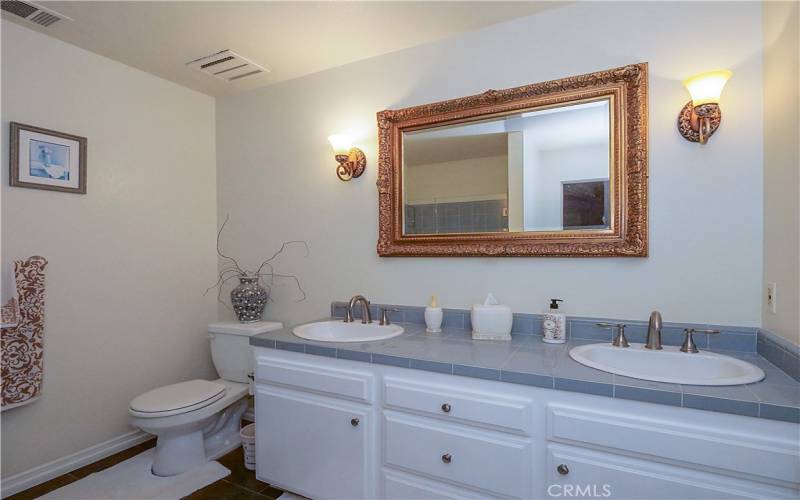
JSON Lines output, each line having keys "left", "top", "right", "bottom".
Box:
{"left": 0, "top": 429, "right": 150, "bottom": 498}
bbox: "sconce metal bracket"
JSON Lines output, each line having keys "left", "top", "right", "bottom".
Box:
{"left": 677, "top": 101, "right": 721, "bottom": 144}
{"left": 335, "top": 148, "right": 367, "bottom": 181}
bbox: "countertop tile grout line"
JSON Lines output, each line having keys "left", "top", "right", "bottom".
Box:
{"left": 743, "top": 383, "right": 763, "bottom": 404}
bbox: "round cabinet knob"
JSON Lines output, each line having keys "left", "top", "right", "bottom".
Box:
{"left": 441, "top": 453, "right": 452, "bottom": 464}
{"left": 350, "top": 418, "right": 359, "bottom": 427}
{"left": 441, "top": 403, "right": 451, "bottom": 413}
{"left": 557, "top": 464, "right": 569, "bottom": 476}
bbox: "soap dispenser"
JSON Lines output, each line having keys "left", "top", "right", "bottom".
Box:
{"left": 424, "top": 295, "right": 443, "bottom": 333}
{"left": 542, "top": 299, "right": 566, "bottom": 344}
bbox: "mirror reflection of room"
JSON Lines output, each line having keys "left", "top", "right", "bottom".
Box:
{"left": 403, "top": 100, "right": 610, "bottom": 235}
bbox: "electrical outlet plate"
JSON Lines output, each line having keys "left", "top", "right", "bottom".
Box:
{"left": 766, "top": 282, "right": 777, "bottom": 314}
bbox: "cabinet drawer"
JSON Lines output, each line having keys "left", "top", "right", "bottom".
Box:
{"left": 547, "top": 404, "right": 800, "bottom": 487}
{"left": 384, "top": 413, "right": 532, "bottom": 498}
{"left": 383, "top": 469, "right": 497, "bottom": 500}
{"left": 384, "top": 378, "right": 531, "bottom": 434}
{"left": 546, "top": 443, "right": 798, "bottom": 500}
{"left": 256, "top": 354, "right": 373, "bottom": 402}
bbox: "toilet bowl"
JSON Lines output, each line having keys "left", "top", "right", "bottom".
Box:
{"left": 129, "top": 321, "right": 282, "bottom": 476}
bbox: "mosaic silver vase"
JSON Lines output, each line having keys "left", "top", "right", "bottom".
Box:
{"left": 231, "top": 276, "right": 268, "bottom": 323}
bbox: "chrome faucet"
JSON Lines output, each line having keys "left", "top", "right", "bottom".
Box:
{"left": 344, "top": 295, "right": 372, "bottom": 324}
{"left": 644, "top": 311, "right": 663, "bottom": 350}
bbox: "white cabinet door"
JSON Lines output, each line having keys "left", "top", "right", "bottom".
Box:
{"left": 256, "top": 385, "right": 372, "bottom": 499}
{"left": 546, "top": 444, "right": 799, "bottom": 500}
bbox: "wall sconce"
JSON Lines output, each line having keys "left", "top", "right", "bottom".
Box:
{"left": 328, "top": 134, "right": 366, "bottom": 181}
{"left": 677, "top": 70, "right": 732, "bottom": 144}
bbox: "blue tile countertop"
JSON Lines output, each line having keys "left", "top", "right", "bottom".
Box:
{"left": 250, "top": 320, "right": 800, "bottom": 424}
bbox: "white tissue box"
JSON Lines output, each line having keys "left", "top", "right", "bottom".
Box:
{"left": 471, "top": 304, "right": 513, "bottom": 341}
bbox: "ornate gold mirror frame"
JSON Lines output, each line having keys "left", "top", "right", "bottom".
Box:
{"left": 376, "top": 63, "right": 648, "bottom": 257}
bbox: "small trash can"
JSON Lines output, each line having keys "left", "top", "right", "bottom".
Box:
{"left": 240, "top": 423, "right": 256, "bottom": 470}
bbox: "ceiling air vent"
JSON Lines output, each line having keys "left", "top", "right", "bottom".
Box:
{"left": 1, "top": 0, "right": 71, "bottom": 27}
{"left": 186, "top": 50, "right": 269, "bottom": 83}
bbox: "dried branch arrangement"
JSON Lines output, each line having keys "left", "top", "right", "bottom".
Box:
{"left": 205, "top": 215, "right": 308, "bottom": 310}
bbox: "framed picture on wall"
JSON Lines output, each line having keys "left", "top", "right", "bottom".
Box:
{"left": 9, "top": 122, "right": 87, "bottom": 194}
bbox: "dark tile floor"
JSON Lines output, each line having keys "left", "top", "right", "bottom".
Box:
{"left": 7, "top": 436, "right": 284, "bottom": 500}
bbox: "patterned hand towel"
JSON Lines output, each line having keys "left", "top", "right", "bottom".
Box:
{"left": 1, "top": 256, "right": 48, "bottom": 411}
{"left": 1, "top": 264, "right": 19, "bottom": 328}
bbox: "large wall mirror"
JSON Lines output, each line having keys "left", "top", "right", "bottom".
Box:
{"left": 377, "top": 63, "right": 648, "bottom": 257}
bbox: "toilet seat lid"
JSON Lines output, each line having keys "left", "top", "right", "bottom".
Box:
{"left": 130, "top": 379, "right": 225, "bottom": 416}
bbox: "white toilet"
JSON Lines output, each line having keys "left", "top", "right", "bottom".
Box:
{"left": 129, "top": 321, "right": 282, "bottom": 476}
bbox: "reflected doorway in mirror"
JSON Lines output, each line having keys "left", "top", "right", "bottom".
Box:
{"left": 561, "top": 180, "right": 610, "bottom": 230}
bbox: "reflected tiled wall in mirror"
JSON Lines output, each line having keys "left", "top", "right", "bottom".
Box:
{"left": 404, "top": 199, "right": 508, "bottom": 234}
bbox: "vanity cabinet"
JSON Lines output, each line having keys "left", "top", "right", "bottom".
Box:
{"left": 254, "top": 348, "right": 800, "bottom": 500}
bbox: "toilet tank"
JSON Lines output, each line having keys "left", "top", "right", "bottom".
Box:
{"left": 208, "top": 321, "right": 283, "bottom": 383}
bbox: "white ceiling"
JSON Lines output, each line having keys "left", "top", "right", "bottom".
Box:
{"left": 3, "top": 1, "right": 563, "bottom": 96}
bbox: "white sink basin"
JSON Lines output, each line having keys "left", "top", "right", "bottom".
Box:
{"left": 293, "top": 320, "right": 404, "bottom": 343}
{"left": 569, "top": 343, "right": 765, "bottom": 386}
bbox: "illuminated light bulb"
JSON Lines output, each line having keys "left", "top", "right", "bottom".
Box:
{"left": 328, "top": 134, "right": 352, "bottom": 156}
{"left": 683, "top": 70, "right": 732, "bottom": 106}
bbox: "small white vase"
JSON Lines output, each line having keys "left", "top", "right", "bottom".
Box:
{"left": 424, "top": 307, "right": 443, "bottom": 333}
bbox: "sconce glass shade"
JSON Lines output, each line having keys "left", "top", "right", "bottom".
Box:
{"left": 328, "top": 134, "right": 352, "bottom": 155}
{"left": 683, "top": 70, "right": 732, "bottom": 106}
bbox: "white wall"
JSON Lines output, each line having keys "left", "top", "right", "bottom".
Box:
{"left": 1, "top": 21, "right": 219, "bottom": 477}
{"left": 216, "top": 1, "right": 764, "bottom": 328}
{"left": 762, "top": 1, "right": 800, "bottom": 346}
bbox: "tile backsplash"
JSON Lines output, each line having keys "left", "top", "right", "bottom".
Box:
{"left": 758, "top": 329, "right": 800, "bottom": 382}
{"left": 331, "top": 301, "right": 759, "bottom": 353}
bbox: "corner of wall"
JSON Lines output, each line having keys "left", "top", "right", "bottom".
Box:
{"left": 761, "top": 1, "right": 800, "bottom": 347}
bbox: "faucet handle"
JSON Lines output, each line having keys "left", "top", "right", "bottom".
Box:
{"left": 379, "top": 307, "right": 399, "bottom": 326}
{"left": 597, "top": 323, "right": 630, "bottom": 348}
{"left": 612, "top": 324, "right": 630, "bottom": 348}
{"left": 680, "top": 328, "right": 720, "bottom": 353}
